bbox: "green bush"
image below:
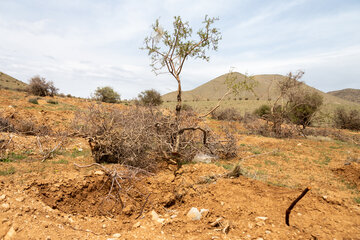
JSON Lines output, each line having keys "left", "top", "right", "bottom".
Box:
{"left": 254, "top": 104, "right": 271, "bottom": 118}
{"left": 137, "top": 89, "right": 163, "bottom": 106}
{"left": 28, "top": 98, "right": 38, "bottom": 104}
{"left": 47, "top": 99, "right": 58, "bottom": 104}
{"left": 93, "top": 86, "right": 121, "bottom": 103}
{"left": 287, "top": 92, "right": 323, "bottom": 128}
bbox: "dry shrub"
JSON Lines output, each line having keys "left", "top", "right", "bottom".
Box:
{"left": 334, "top": 108, "right": 360, "bottom": 131}
{"left": 13, "top": 119, "right": 52, "bottom": 136}
{"left": 73, "top": 104, "right": 237, "bottom": 171}
{"left": 0, "top": 114, "right": 15, "bottom": 132}
{"left": 303, "top": 127, "right": 360, "bottom": 145}
{"left": 211, "top": 108, "right": 241, "bottom": 121}
{"left": 0, "top": 135, "right": 14, "bottom": 160}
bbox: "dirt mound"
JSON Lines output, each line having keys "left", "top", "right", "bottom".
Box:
{"left": 332, "top": 163, "right": 360, "bottom": 188}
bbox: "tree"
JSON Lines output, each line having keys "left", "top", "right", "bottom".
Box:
{"left": 138, "top": 89, "right": 163, "bottom": 106}
{"left": 27, "top": 76, "right": 58, "bottom": 97}
{"left": 93, "top": 86, "right": 120, "bottom": 103}
{"left": 258, "top": 71, "right": 323, "bottom": 136}
{"left": 287, "top": 91, "right": 323, "bottom": 129}
{"left": 142, "top": 15, "right": 221, "bottom": 120}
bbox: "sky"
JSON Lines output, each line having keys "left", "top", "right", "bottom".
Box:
{"left": 0, "top": 0, "right": 359, "bottom": 99}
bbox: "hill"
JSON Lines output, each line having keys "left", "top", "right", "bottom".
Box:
{"left": 162, "top": 72, "right": 357, "bottom": 106}
{"left": 0, "top": 71, "right": 28, "bottom": 91}
{"left": 327, "top": 88, "right": 360, "bottom": 104}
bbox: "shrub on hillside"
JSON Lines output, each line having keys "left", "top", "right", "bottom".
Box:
{"left": 47, "top": 99, "right": 58, "bottom": 104}
{"left": 287, "top": 91, "right": 323, "bottom": 129}
{"left": 211, "top": 108, "right": 241, "bottom": 121}
{"left": 254, "top": 104, "right": 271, "bottom": 119}
{"left": 28, "top": 98, "right": 38, "bottom": 104}
{"left": 93, "top": 86, "right": 120, "bottom": 103}
{"left": 334, "top": 108, "right": 360, "bottom": 130}
{"left": 27, "top": 76, "right": 58, "bottom": 97}
{"left": 137, "top": 89, "right": 163, "bottom": 106}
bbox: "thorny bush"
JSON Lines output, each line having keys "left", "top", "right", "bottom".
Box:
{"left": 73, "top": 104, "right": 237, "bottom": 171}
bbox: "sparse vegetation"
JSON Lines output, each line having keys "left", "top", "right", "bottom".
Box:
{"left": 47, "top": 99, "right": 58, "bottom": 104}
{"left": 334, "top": 108, "right": 360, "bottom": 130}
{"left": 27, "top": 76, "right": 58, "bottom": 97}
{"left": 137, "top": 89, "right": 163, "bottom": 106}
{"left": 211, "top": 108, "right": 241, "bottom": 121}
{"left": 28, "top": 98, "right": 39, "bottom": 104}
{"left": 0, "top": 166, "right": 15, "bottom": 176}
{"left": 93, "top": 86, "right": 121, "bottom": 103}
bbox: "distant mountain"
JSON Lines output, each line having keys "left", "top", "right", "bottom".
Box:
{"left": 162, "top": 72, "right": 356, "bottom": 105}
{"left": 327, "top": 89, "right": 360, "bottom": 104}
{"left": 0, "top": 72, "right": 27, "bottom": 91}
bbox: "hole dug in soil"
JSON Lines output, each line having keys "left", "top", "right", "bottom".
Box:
{"left": 35, "top": 174, "right": 148, "bottom": 217}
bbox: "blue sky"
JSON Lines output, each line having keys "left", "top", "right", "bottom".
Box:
{"left": 0, "top": 0, "right": 359, "bottom": 99}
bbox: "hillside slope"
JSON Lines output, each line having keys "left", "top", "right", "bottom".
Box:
{"left": 327, "top": 88, "right": 360, "bottom": 104}
{"left": 162, "top": 72, "right": 356, "bottom": 106}
{"left": 0, "top": 71, "right": 27, "bottom": 91}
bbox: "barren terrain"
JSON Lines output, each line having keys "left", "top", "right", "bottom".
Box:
{"left": 1, "top": 89, "right": 360, "bottom": 239}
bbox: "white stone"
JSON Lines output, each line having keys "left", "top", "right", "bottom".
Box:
{"left": 94, "top": 170, "right": 105, "bottom": 175}
{"left": 112, "top": 233, "right": 121, "bottom": 238}
{"left": 187, "top": 207, "right": 201, "bottom": 221}
{"left": 1, "top": 203, "right": 10, "bottom": 210}
{"left": 150, "top": 210, "right": 165, "bottom": 224}
{"left": 0, "top": 194, "right": 6, "bottom": 201}
{"left": 192, "top": 153, "right": 216, "bottom": 163}
{"left": 255, "top": 216, "right": 268, "bottom": 221}
{"left": 200, "top": 209, "right": 209, "bottom": 217}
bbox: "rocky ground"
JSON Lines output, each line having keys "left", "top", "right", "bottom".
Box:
{"left": 1, "top": 89, "right": 360, "bottom": 239}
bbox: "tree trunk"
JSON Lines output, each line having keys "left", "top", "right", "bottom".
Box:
{"left": 175, "top": 75, "right": 182, "bottom": 123}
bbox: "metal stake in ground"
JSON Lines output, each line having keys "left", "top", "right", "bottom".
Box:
{"left": 285, "top": 187, "right": 310, "bottom": 226}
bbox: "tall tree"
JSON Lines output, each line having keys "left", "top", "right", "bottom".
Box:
{"left": 142, "top": 15, "right": 221, "bottom": 121}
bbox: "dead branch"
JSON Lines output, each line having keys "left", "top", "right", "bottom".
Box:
{"left": 199, "top": 89, "right": 231, "bottom": 118}
{"left": 41, "top": 137, "right": 66, "bottom": 162}
{"left": 285, "top": 187, "right": 310, "bottom": 226}
{"left": 135, "top": 193, "right": 151, "bottom": 219}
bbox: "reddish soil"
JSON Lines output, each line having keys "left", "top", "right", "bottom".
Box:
{"left": 1, "top": 89, "right": 360, "bottom": 239}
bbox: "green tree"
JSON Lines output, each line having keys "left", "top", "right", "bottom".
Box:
{"left": 93, "top": 86, "right": 120, "bottom": 103}
{"left": 138, "top": 89, "right": 163, "bottom": 106}
{"left": 142, "top": 15, "right": 221, "bottom": 120}
{"left": 287, "top": 91, "right": 323, "bottom": 129}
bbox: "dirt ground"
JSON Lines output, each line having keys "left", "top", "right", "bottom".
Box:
{"left": 1, "top": 89, "right": 360, "bottom": 239}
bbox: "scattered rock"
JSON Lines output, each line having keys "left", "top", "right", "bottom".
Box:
{"left": 187, "top": 207, "right": 201, "bottom": 221}
{"left": 150, "top": 210, "right": 165, "bottom": 224}
{"left": 0, "top": 194, "right": 6, "bottom": 201}
{"left": 112, "top": 233, "right": 121, "bottom": 238}
{"left": 46, "top": 236, "right": 51, "bottom": 240}
{"left": 94, "top": 170, "right": 104, "bottom": 176}
{"left": 192, "top": 153, "right": 216, "bottom": 164}
{"left": 15, "top": 197, "right": 24, "bottom": 202}
{"left": 133, "top": 222, "right": 141, "bottom": 228}
{"left": 1, "top": 203, "right": 10, "bottom": 211}
{"left": 265, "top": 230, "right": 271, "bottom": 234}
{"left": 200, "top": 209, "right": 209, "bottom": 217}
